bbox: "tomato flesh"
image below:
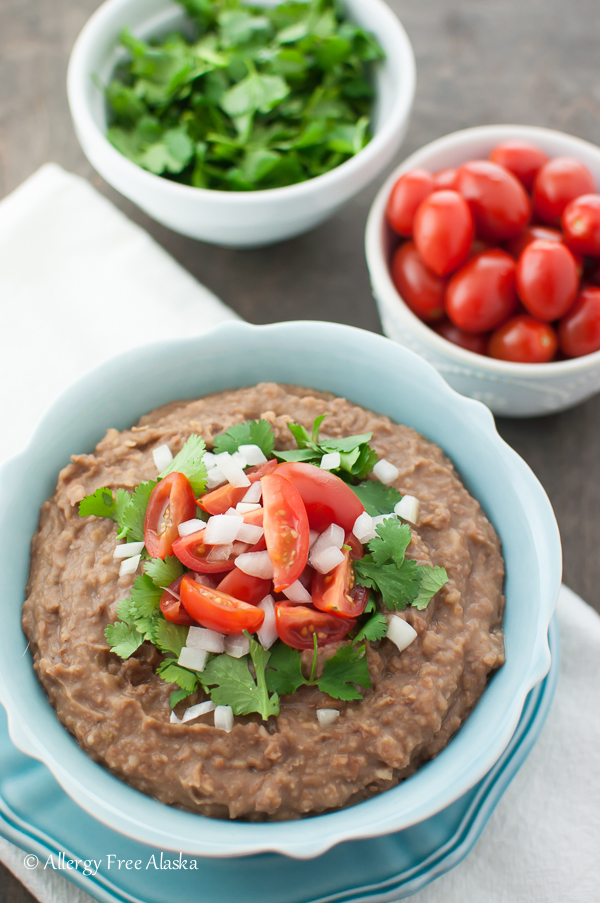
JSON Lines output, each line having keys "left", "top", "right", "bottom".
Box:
{"left": 558, "top": 287, "right": 600, "bottom": 358}
{"left": 312, "top": 549, "right": 368, "bottom": 618}
{"left": 413, "top": 190, "right": 474, "bottom": 276}
{"left": 457, "top": 160, "right": 531, "bottom": 241}
{"left": 533, "top": 157, "right": 596, "bottom": 225}
{"left": 445, "top": 250, "right": 518, "bottom": 333}
{"left": 562, "top": 194, "right": 600, "bottom": 256}
{"left": 391, "top": 242, "right": 446, "bottom": 322}
{"left": 386, "top": 169, "right": 434, "bottom": 237}
{"left": 489, "top": 140, "right": 548, "bottom": 191}
{"left": 160, "top": 576, "right": 196, "bottom": 625}
{"left": 275, "top": 603, "right": 355, "bottom": 650}
{"left": 180, "top": 575, "right": 265, "bottom": 635}
{"left": 144, "top": 472, "right": 196, "bottom": 560}
{"left": 506, "top": 225, "right": 564, "bottom": 259}
{"left": 516, "top": 240, "right": 579, "bottom": 321}
{"left": 216, "top": 570, "right": 272, "bottom": 605}
{"left": 488, "top": 315, "right": 558, "bottom": 363}
{"left": 274, "top": 462, "right": 365, "bottom": 533}
{"left": 197, "top": 459, "right": 277, "bottom": 515}
{"left": 262, "top": 474, "right": 310, "bottom": 592}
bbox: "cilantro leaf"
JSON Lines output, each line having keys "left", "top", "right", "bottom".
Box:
{"left": 273, "top": 447, "right": 320, "bottom": 464}
{"left": 317, "top": 644, "right": 371, "bottom": 701}
{"left": 287, "top": 422, "right": 313, "bottom": 449}
{"left": 318, "top": 432, "right": 372, "bottom": 454}
{"left": 105, "top": 621, "right": 144, "bottom": 659}
{"left": 412, "top": 565, "right": 449, "bottom": 610}
{"left": 144, "top": 555, "right": 184, "bottom": 588}
{"left": 129, "top": 574, "right": 163, "bottom": 617}
{"left": 311, "top": 414, "right": 328, "bottom": 444}
{"left": 265, "top": 642, "right": 306, "bottom": 695}
{"left": 170, "top": 686, "right": 196, "bottom": 708}
{"left": 212, "top": 419, "right": 275, "bottom": 458}
{"left": 154, "top": 620, "right": 188, "bottom": 657}
{"left": 370, "top": 519, "right": 412, "bottom": 568}
{"left": 353, "top": 613, "right": 388, "bottom": 644}
{"left": 354, "top": 556, "right": 422, "bottom": 610}
{"left": 118, "top": 480, "right": 156, "bottom": 541}
{"left": 79, "top": 487, "right": 118, "bottom": 520}
{"left": 350, "top": 480, "right": 403, "bottom": 516}
{"left": 201, "top": 634, "right": 279, "bottom": 720}
{"left": 157, "top": 659, "right": 201, "bottom": 694}
{"left": 115, "top": 583, "right": 160, "bottom": 641}
{"left": 160, "top": 436, "right": 207, "bottom": 495}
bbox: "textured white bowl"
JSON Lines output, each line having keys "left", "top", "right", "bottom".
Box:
{"left": 365, "top": 124, "right": 600, "bottom": 417}
{"left": 67, "top": 0, "right": 415, "bottom": 248}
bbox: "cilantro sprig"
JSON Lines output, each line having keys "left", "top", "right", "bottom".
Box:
{"left": 273, "top": 414, "right": 377, "bottom": 480}
{"left": 265, "top": 637, "right": 371, "bottom": 702}
{"left": 212, "top": 419, "right": 275, "bottom": 458}
{"left": 200, "top": 633, "right": 279, "bottom": 720}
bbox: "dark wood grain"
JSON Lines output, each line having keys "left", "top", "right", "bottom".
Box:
{"left": 0, "top": 1, "right": 599, "bottom": 899}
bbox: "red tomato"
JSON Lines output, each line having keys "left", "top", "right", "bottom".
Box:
{"left": 434, "top": 320, "right": 489, "bottom": 355}
{"left": 562, "top": 194, "right": 600, "bottom": 256}
{"left": 445, "top": 250, "right": 518, "bottom": 333}
{"left": 432, "top": 167, "right": 459, "bottom": 190}
{"left": 489, "top": 141, "right": 548, "bottom": 191}
{"left": 274, "top": 462, "right": 364, "bottom": 533}
{"left": 344, "top": 531, "right": 364, "bottom": 560}
{"left": 456, "top": 160, "right": 531, "bottom": 241}
{"left": 558, "top": 287, "right": 600, "bottom": 358}
{"left": 516, "top": 240, "right": 579, "bottom": 321}
{"left": 216, "top": 570, "right": 272, "bottom": 606}
{"left": 386, "top": 169, "right": 434, "bottom": 237}
{"left": 488, "top": 315, "right": 558, "bottom": 363}
{"left": 533, "top": 157, "right": 596, "bottom": 225}
{"left": 172, "top": 508, "right": 265, "bottom": 573}
{"left": 180, "top": 575, "right": 265, "bottom": 635}
{"left": 390, "top": 242, "right": 446, "bottom": 322}
{"left": 160, "top": 576, "right": 196, "bottom": 625}
{"left": 144, "top": 472, "right": 196, "bottom": 560}
{"left": 413, "top": 190, "right": 474, "bottom": 276}
{"left": 197, "top": 459, "right": 277, "bottom": 515}
{"left": 274, "top": 603, "right": 355, "bottom": 650}
{"left": 312, "top": 549, "right": 368, "bottom": 618}
{"left": 505, "top": 225, "right": 563, "bottom": 259}
{"left": 262, "top": 474, "right": 310, "bottom": 592}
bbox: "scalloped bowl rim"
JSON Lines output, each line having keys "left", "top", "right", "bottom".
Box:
{"left": 0, "top": 320, "right": 561, "bottom": 858}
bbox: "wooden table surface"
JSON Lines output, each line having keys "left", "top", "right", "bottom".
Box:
{"left": 1, "top": 0, "right": 599, "bottom": 900}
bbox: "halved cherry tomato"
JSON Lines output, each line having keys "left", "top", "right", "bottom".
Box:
{"left": 180, "top": 575, "right": 265, "bottom": 635}
{"left": 558, "top": 287, "right": 600, "bottom": 358}
{"left": 390, "top": 242, "right": 446, "bottom": 322}
{"left": 457, "top": 160, "right": 531, "bottom": 241}
{"left": 432, "top": 167, "right": 459, "bottom": 190}
{"left": 413, "top": 190, "right": 474, "bottom": 275}
{"left": 445, "top": 250, "right": 518, "bottom": 333}
{"left": 274, "top": 462, "right": 364, "bottom": 533}
{"left": 312, "top": 549, "right": 368, "bottom": 618}
{"left": 197, "top": 459, "right": 277, "bottom": 515}
{"left": 533, "top": 157, "right": 596, "bottom": 225}
{"left": 216, "top": 570, "right": 272, "bottom": 605}
{"left": 516, "top": 240, "right": 579, "bottom": 321}
{"left": 434, "top": 320, "right": 489, "bottom": 355}
{"left": 489, "top": 141, "right": 548, "bottom": 191}
{"left": 562, "top": 194, "right": 600, "bottom": 256}
{"left": 160, "top": 576, "right": 196, "bottom": 625}
{"left": 505, "top": 225, "right": 564, "bottom": 259}
{"left": 385, "top": 169, "right": 434, "bottom": 237}
{"left": 172, "top": 508, "right": 265, "bottom": 573}
{"left": 488, "top": 315, "right": 558, "bottom": 363}
{"left": 274, "top": 603, "right": 355, "bottom": 649}
{"left": 344, "top": 532, "right": 364, "bottom": 560}
{"left": 262, "top": 474, "right": 310, "bottom": 592}
{"left": 144, "top": 472, "right": 196, "bottom": 560}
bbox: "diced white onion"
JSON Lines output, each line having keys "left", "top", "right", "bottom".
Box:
{"left": 373, "top": 459, "right": 399, "bottom": 485}
{"left": 317, "top": 708, "right": 340, "bottom": 726}
{"left": 236, "top": 502, "right": 262, "bottom": 514}
{"left": 309, "top": 530, "right": 319, "bottom": 548}
{"left": 242, "top": 481, "right": 263, "bottom": 504}
{"left": 214, "top": 705, "right": 234, "bottom": 732}
{"left": 187, "top": 626, "right": 226, "bottom": 654}
{"left": 257, "top": 595, "right": 277, "bottom": 649}
{"left": 225, "top": 635, "right": 250, "bottom": 658}
{"left": 215, "top": 452, "right": 250, "bottom": 488}
{"left": 386, "top": 615, "right": 418, "bottom": 653}
{"left": 394, "top": 495, "right": 420, "bottom": 525}
{"left": 236, "top": 523, "right": 264, "bottom": 544}
{"left": 204, "top": 513, "right": 243, "bottom": 545}
{"left": 232, "top": 450, "right": 248, "bottom": 469}
{"left": 235, "top": 550, "right": 274, "bottom": 579}
{"left": 119, "top": 554, "right": 141, "bottom": 576}
{"left": 207, "top": 543, "right": 235, "bottom": 562}
{"left": 239, "top": 444, "right": 267, "bottom": 466}
{"left": 310, "top": 546, "right": 345, "bottom": 575}
{"left": 153, "top": 444, "right": 173, "bottom": 472}
{"left": 113, "top": 541, "right": 144, "bottom": 559}
{"left": 177, "top": 518, "right": 205, "bottom": 537}
{"left": 320, "top": 452, "right": 341, "bottom": 471}
{"left": 225, "top": 507, "right": 239, "bottom": 516}
{"left": 206, "top": 466, "right": 227, "bottom": 489}
{"left": 283, "top": 579, "right": 312, "bottom": 603}
{"left": 310, "top": 524, "right": 345, "bottom": 558}
{"left": 178, "top": 646, "right": 208, "bottom": 672}
{"left": 181, "top": 700, "right": 216, "bottom": 723}
{"left": 202, "top": 451, "right": 217, "bottom": 470}
{"left": 372, "top": 513, "right": 397, "bottom": 528}
{"left": 352, "top": 511, "right": 375, "bottom": 544}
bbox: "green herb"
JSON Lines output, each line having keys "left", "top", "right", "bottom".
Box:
{"left": 274, "top": 414, "right": 377, "bottom": 480}
{"left": 350, "top": 480, "right": 403, "bottom": 516}
{"left": 79, "top": 486, "right": 130, "bottom": 522}
{"left": 105, "top": 0, "right": 384, "bottom": 191}
{"left": 144, "top": 555, "right": 185, "bottom": 587}
{"left": 353, "top": 612, "right": 387, "bottom": 644}
{"left": 369, "top": 519, "right": 411, "bottom": 568}
{"left": 159, "top": 435, "right": 207, "bottom": 494}
{"left": 104, "top": 621, "right": 144, "bottom": 659}
{"left": 212, "top": 419, "right": 275, "bottom": 458}
{"left": 264, "top": 639, "right": 371, "bottom": 701}
{"left": 157, "top": 659, "right": 202, "bottom": 706}
{"left": 412, "top": 566, "right": 450, "bottom": 611}
{"left": 201, "top": 633, "right": 279, "bottom": 720}
{"left": 154, "top": 620, "right": 189, "bottom": 657}
{"left": 118, "top": 480, "right": 157, "bottom": 541}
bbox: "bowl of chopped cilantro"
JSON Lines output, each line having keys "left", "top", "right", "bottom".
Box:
{"left": 67, "top": 0, "right": 415, "bottom": 246}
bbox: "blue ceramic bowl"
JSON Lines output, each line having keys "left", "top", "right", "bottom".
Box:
{"left": 0, "top": 321, "right": 561, "bottom": 859}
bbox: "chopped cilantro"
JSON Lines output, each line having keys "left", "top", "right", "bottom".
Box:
{"left": 274, "top": 415, "right": 377, "bottom": 480}
{"left": 159, "top": 435, "right": 207, "bottom": 494}
{"left": 369, "top": 519, "right": 412, "bottom": 568}
{"left": 412, "top": 565, "right": 449, "bottom": 610}
{"left": 350, "top": 480, "right": 402, "bottom": 516}
{"left": 264, "top": 642, "right": 305, "bottom": 696}
{"left": 264, "top": 639, "right": 372, "bottom": 701}
{"left": 144, "top": 555, "right": 185, "bottom": 588}
{"left": 154, "top": 620, "right": 188, "bottom": 657}
{"left": 104, "top": 621, "right": 144, "bottom": 659}
{"left": 201, "top": 633, "right": 279, "bottom": 720}
{"left": 117, "top": 480, "right": 157, "bottom": 541}
{"left": 353, "top": 612, "right": 388, "bottom": 644}
{"left": 158, "top": 659, "right": 201, "bottom": 696}
{"left": 129, "top": 574, "right": 163, "bottom": 617}
{"left": 79, "top": 487, "right": 118, "bottom": 520}
{"left": 212, "top": 419, "right": 275, "bottom": 459}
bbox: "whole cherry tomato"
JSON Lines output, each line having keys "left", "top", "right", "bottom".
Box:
{"left": 489, "top": 141, "right": 548, "bottom": 191}
{"left": 274, "top": 462, "right": 364, "bottom": 533}
{"left": 197, "top": 459, "right": 277, "bottom": 515}
{"left": 160, "top": 575, "right": 196, "bottom": 625}
{"left": 311, "top": 549, "right": 368, "bottom": 618}
{"left": 262, "top": 474, "right": 310, "bottom": 592}
{"left": 413, "top": 190, "right": 474, "bottom": 276}
{"left": 456, "top": 160, "right": 531, "bottom": 241}
{"left": 390, "top": 242, "right": 446, "bottom": 321}
{"left": 558, "top": 287, "right": 600, "bottom": 358}
{"left": 180, "top": 575, "right": 265, "bottom": 635}
{"left": 432, "top": 167, "right": 459, "bottom": 190}
{"left": 434, "top": 320, "right": 489, "bottom": 355}
{"left": 386, "top": 169, "right": 434, "bottom": 237}
{"left": 533, "top": 157, "right": 596, "bottom": 225}
{"left": 274, "top": 603, "right": 355, "bottom": 650}
{"left": 488, "top": 315, "right": 558, "bottom": 363}
{"left": 506, "top": 225, "right": 563, "bottom": 259}
{"left": 172, "top": 508, "right": 265, "bottom": 573}
{"left": 516, "top": 240, "right": 579, "bottom": 321}
{"left": 561, "top": 194, "right": 600, "bottom": 256}
{"left": 144, "top": 472, "right": 196, "bottom": 559}
{"left": 216, "top": 570, "right": 272, "bottom": 606}
{"left": 445, "top": 250, "right": 518, "bottom": 333}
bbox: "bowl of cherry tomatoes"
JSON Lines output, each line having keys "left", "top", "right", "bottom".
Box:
{"left": 365, "top": 124, "right": 600, "bottom": 416}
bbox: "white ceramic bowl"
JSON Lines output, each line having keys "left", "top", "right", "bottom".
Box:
{"left": 67, "top": 0, "right": 415, "bottom": 248}
{"left": 365, "top": 124, "right": 600, "bottom": 417}
{"left": 0, "top": 321, "right": 560, "bottom": 858}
